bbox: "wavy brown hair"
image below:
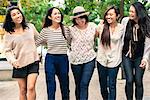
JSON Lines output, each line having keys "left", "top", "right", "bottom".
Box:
{"left": 3, "top": 6, "right": 28, "bottom": 33}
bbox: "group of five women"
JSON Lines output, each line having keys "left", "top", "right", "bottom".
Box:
{"left": 2, "top": 1, "right": 150, "bottom": 100}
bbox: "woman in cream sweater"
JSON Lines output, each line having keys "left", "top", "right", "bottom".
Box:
{"left": 3, "top": 6, "right": 39, "bottom": 100}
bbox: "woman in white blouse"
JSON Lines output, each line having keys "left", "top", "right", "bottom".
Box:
{"left": 96, "top": 6, "right": 124, "bottom": 100}
{"left": 69, "top": 6, "right": 97, "bottom": 100}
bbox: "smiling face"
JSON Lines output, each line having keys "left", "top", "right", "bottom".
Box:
{"left": 49, "top": 8, "right": 61, "bottom": 24}
{"left": 105, "top": 9, "right": 117, "bottom": 24}
{"left": 75, "top": 17, "right": 86, "bottom": 27}
{"left": 10, "top": 9, "right": 23, "bottom": 24}
{"left": 129, "top": 5, "right": 138, "bottom": 21}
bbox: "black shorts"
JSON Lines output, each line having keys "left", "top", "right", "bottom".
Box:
{"left": 12, "top": 61, "right": 39, "bottom": 78}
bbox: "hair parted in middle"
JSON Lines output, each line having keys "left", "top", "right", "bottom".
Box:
{"left": 101, "top": 6, "right": 120, "bottom": 47}
{"left": 43, "top": 7, "right": 66, "bottom": 39}
{"left": 3, "top": 6, "right": 28, "bottom": 33}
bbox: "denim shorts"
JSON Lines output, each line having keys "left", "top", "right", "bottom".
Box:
{"left": 12, "top": 61, "right": 39, "bottom": 78}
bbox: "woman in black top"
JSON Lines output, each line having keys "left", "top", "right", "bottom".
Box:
{"left": 121, "top": 2, "right": 150, "bottom": 100}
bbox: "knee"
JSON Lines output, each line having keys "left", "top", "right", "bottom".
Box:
{"left": 135, "top": 80, "right": 143, "bottom": 87}
{"left": 80, "top": 81, "right": 89, "bottom": 88}
{"left": 126, "top": 78, "right": 133, "bottom": 85}
{"left": 59, "top": 73, "right": 69, "bottom": 81}
{"left": 109, "top": 83, "right": 116, "bottom": 89}
{"left": 20, "top": 87, "right": 27, "bottom": 95}
{"left": 45, "top": 72, "right": 55, "bottom": 80}
{"left": 108, "top": 81, "right": 116, "bottom": 90}
{"left": 27, "top": 85, "right": 35, "bottom": 92}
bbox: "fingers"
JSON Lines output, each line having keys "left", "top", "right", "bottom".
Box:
{"left": 99, "top": 19, "right": 104, "bottom": 25}
{"left": 139, "top": 60, "right": 146, "bottom": 69}
{"left": 12, "top": 61, "right": 20, "bottom": 68}
{"left": 140, "top": 63, "right": 145, "bottom": 68}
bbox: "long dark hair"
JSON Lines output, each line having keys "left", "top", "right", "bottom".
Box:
{"left": 43, "top": 7, "right": 66, "bottom": 39}
{"left": 125, "top": 2, "right": 150, "bottom": 39}
{"left": 3, "top": 6, "right": 27, "bottom": 33}
{"left": 101, "top": 6, "right": 120, "bottom": 47}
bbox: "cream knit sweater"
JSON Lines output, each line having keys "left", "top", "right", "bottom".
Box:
{"left": 3, "top": 23, "right": 39, "bottom": 68}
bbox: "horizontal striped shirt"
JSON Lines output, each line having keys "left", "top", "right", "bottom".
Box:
{"left": 35, "top": 26, "right": 70, "bottom": 54}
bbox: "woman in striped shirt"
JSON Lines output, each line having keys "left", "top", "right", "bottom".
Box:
{"left": 35, "top": 7, "right": 70, "bottom": 100}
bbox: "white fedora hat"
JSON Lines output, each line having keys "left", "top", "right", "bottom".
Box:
{"left": 70, "top": 6, "right": 90, "bottom": 19}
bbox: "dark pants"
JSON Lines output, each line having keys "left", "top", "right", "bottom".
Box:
{"left": 45, "top": 53, "right": 69, "bottom": 100}
{"left": 71, "top": 59, "right": 95, "bottom": 100}
{"left": 122, "top": 55, "right": 145, "bottom": 100}
{"left": 97, "top": 62, "right": 119, "bottom": 100}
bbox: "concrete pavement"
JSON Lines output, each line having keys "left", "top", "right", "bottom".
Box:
{"left": 0, "top": 65, "right": 150, "bottom": 100}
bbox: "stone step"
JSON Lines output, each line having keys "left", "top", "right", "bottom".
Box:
{"left": 0, "top": 61, "right": 13, "bottom": 81}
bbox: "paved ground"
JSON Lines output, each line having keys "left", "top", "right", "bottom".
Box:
{"left": 0, "top": 65, "right": 150, "bottom": 100}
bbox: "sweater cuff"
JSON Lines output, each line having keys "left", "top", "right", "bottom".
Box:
{"left": 142, "top": 58, "right": 149, "bottom": 70}
{"left": 8, "top": 58, "right": 17, "bottom": 65}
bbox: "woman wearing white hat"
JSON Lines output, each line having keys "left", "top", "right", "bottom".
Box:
{"left": 69, "top": 6, "right": 97, "bottom": 100}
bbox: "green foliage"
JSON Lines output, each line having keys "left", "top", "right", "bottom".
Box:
{"left": 21, "top": 0, "right": 149, "bottom": 31}
{"left": 0, "top": 0, "right": 9, "bottom": 7}
{"left": 123, "top": 0, "right": 150, "bottom": 17}
{"left": 0, "top": 7, "right": 6, "bottom": 15}
{"left": 63, "top": 0, "right": 101, "bottom": 25}
{"left": 63, "top": 0, "right": 122, "bottom": 25}
{"left": 21, "top": 0, "right": 52, "bottom": 31}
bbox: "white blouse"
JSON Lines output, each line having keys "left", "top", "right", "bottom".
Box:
{"left": 69, "top": 22, "right": 97, "bottom": 65}
{"left": 96, "top": 23, "right": 125, "bottom": 68}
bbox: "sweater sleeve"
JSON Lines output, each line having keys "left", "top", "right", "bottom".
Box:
{"left": 35, "top": 29, "right": 47, "bottom": 47}
{"left": 121, "top": 17, "right": 129, "bottom": 32}
{"left": 96, "top": 24, "right": 104, "bottom": 39}
{"left": 142, "top": 37, "right": 150, "bottom": 69}
{"left": 64, "top": 26, "right": 72, "bottom": 47}
{"left": 120, "top": 24, "right": 126, "bottom": 47}
{"left": 121, "top": 17, "right": 129, "bottom": 50}
{"left": 143, "top": 37, "right": 150, "bottom": 61}
{"left": 28, "top": 23, "right": 39, "bottom": 40}
{"left": 3, "top": 34, "right": 17, "bottom": 64}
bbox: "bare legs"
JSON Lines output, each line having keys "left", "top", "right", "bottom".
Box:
{"left": 18, "top": 78, "right": 27, "bottom": 100}
{"left": 17, "top": 73, "right": 38, "bottom": 100}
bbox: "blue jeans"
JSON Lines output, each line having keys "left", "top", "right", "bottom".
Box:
{"left": 122, "top": 55, "right": 145, "bottom": 100}
{"left": 97, "top": 62, "right": 119, "bottom": 100}
{"left": 71, "top": 59, "right": 95, "bottom": 100}
{"left": 45, "top": 53, "right": 69, "bottom": 100}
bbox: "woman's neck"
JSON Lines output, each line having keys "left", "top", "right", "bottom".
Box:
{"left": 15, "top": 24, "right": 22, "bottom": 29}
{"left": 109, "top": 22, "right": 117, "bottom": 34}
{"left": 13, "top": 24, "right": 24, "bottom": 34}
{"left": 109, "top": 22, "right": 117, "bottom": 28}
{"left": 50, "top": 23, "right": 60, "bottom": 30}
{"left": 76, "top": 23, "right": 88, "bottom": 30}
{"left": 134, "top": 17, "right": 139, "bottom": 24}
